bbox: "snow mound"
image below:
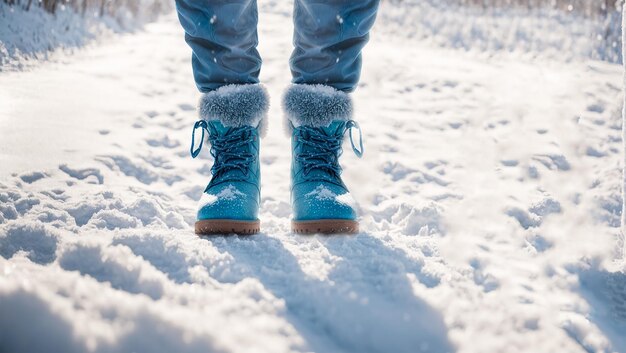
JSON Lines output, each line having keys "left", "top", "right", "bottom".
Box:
{"left": 0, "top": 1, "right": 172, "bottom": 70}
{"left": 379, "top": 0, "right": 623, "bottom": 63}
{"left": 0, "top": 2, "right": 624, "bottom": 353}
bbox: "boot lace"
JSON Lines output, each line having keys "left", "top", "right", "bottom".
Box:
{"left": 190, "top": 120, "right": 256, "bottom": 181}
{"left": 295, "top": 120, "right": 363, "bottom": 180}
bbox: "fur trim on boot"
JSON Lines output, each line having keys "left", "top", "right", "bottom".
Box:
{"left": 199, "top": 84, "right": 269, "bottom": 137}
{"left": 282, "top": 84, "right": 353, "bottom": 133}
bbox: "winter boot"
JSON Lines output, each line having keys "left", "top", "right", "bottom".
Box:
{"left": 283, "top": 84, "right": 363, "bottom": 234}
{"left": 190, "top": 84, "right": 268, "bottom": 235}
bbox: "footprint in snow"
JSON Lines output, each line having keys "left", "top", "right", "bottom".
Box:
{"left": 112, "top": 233, "right": 195, "bottom": 285}
{"left": 585, "top": 146, "right": 607, "bottom": 158}
{"left": 178, "top": 103, "right": 195, "bottom": 112}
{"left": 58, "top": 243, "right": 165, "bottom": 300}
{"left": 37, "top": 208, "right": 71, "bottom": 224}
{"left": 586, "top": 103, "right": 605, "bottom": 114}
{"left": 0, "top": 222, "right": 58, "bottom": 265}
{"left": 184, "top": 185, "right": 205, "bottom": 201}
{"left": 66, "top": 196, "right": 116, "bottom": 227}
{"left": 96, "top": 155, "right": 158, "bottom": 185}
{"left": 525, "top": 234, "right": 553, "bottom": 253}
{"left": 145, "top": 135, "right": 180, "bottom": 149}
{"left": 442, "top": 80, "right": 459, "bottom": 88}
{"left": 141, "top": 155, "right": 174, "bottom": 170}
{"left": 531, "top": 154, "right": 571, "bottom": 171}
{"left": 505, "top": 196, "right": 561, "bottom": 229}
{"left": 14, "top": 197, "right": 40, "bottom": 215}
{"left": 381, "top": 161, "right": 414, "bottom": 181}
{"left": 19, "top": 171, "right": 47, "bottom": 184}
{"left": 448, "top": 121, "right": 463, "bottom": 129}
{"left": 59, "top": 164, "right": 104, "bottom": 184}
{"left": 145, "top": 110, "right": 159, "bottom": 118}
{"left": 578, "top": 268, "right": 626, "bottom": 324}
{"left": 469, "top": 258, "right": 500, "bottom": 293}
{"left": 40, "top": 189, "right": 69, "bottom": 201}
{"left": 87, "top": 209, "right": 140, "bottom": 230}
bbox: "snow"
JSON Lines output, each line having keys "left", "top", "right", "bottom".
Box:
{"left": 1, "top": 1, "right": 626, "bottom": 353}
{"left": 198, "top": 193, "right": 218, "bottom": 207}
{"left": 335, "top": 192, "right": 357, "bottom": 209}
{"left": 305, "top": 185, "right": 337, "bottom": 200}
{"left": 0, "top": 1, "right": 172, "bottom": 71}
{"left": 198, "top": 185, "right": 246, "bottom": 208}
{"left": 216, "top": 185, "right": 246, "bottom": 200}
{"left": 380, "top": 0, "right": 623, "bottom": 63}
{"left": 303, "top": 185, "right": 359, "bottom": 211}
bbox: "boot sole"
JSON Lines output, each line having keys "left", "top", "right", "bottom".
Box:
{"left": 291, "top": 219, "right": 359, "bottom": 235}
{"left": 195, "top": 219, "right": 260, "bottom": 236}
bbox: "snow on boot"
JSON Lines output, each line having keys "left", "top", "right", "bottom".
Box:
{"left": 190, "top": 84, "right": 268, "bottom": 235}
{"left": 283, "top": 84, "right": 363, "bottom": 234}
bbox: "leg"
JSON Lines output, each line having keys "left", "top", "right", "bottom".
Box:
{"left": 290, "top": 0, "right": 380, "bottom": 92}
{"left": 175, "top": 0, "right": 268, "bottom": 129}
{"left": 284, "top": 0, "right": 379, "bottom": 234}
{"left": 175, "top": 0, "right": 262, "bottom": 92}
{"left": 176, "top": 0, "right": 268, "bottom": 235}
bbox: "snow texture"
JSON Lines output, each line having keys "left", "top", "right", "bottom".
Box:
{"left": 198, "top": 84, "right": 270, "bottom": 136}
{"left": 304, "top": 185, "right": 357, "bottom": 210}
{"left": 0, "top": 1, "right": 172, "bottom": 71}
{"left": 1, "top": 1, "right": 626, "bottom": 353}
{"left": 197, "top": 193, "right": 218, "bottom": 208}
{"left": 283, "top": 84, "right": 352, "bottom": 129}
{"left": 380, "top": 0, "right": 624, "bottom": 64}
{"left": 305, "top": 185, "right": 337, "bottom": 200}
{"left": 198, "top": 185, "right": 246, "bottom": 209}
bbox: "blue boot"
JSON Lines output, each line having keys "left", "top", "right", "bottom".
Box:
{"left": 190, "top": 84, "right": 268, "bottom": 235}
{"left": 283, "top": 84, "right": 364, "bottom": 234}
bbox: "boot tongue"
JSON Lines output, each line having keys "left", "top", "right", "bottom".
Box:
{"left": 207, "top": 120, "right": 256, "bottom": 139}
{"left": 297, "top": 120, "right": 347, "bottom": 184}
{"left": 207, "top": 120, "right": 232, "bottom": 135}
{"left": 206, "top": 120, "right": 255, "bottom": 185}
{"left": 318, "top": 121, "right": 347, "bottom": 137}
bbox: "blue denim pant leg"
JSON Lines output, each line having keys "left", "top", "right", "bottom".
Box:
{"left": 290, "top": 0, "right": 380, "bottom": 92}
{"left": 175, "top": 0, "right": 261, "bottom": 92}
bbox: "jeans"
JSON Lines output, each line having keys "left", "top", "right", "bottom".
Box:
{"left": 175, "top": 0, "right": 380, "bottom": 93}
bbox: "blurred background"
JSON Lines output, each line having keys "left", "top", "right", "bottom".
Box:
{"left": 380, "top": 0, "right": 624, "bottom": 63}
{"left": 1, "top": 0, "right": 623, "bottom": 69}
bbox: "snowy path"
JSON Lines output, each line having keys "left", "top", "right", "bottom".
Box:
{"left": 1, "top": 4, "right": 626, "bottom": 353}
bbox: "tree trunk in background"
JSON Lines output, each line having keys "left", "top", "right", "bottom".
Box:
{"left": 41, "top": 0, "right": 56, "bottom": 14}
